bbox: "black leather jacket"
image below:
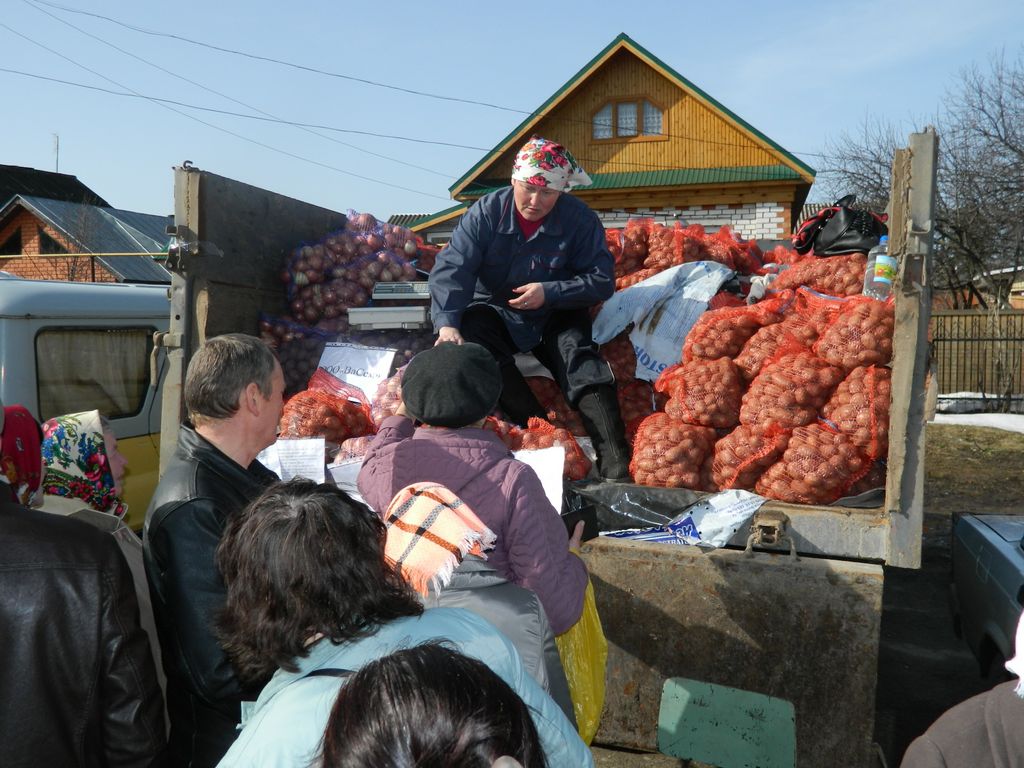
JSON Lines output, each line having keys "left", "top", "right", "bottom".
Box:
{"left": 143, "top": 426, "right": 278, "bottom": 768}
{"left": 0, "top": 502, "right": 167, "bottom": 768}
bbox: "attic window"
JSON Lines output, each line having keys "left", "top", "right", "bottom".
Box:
{"left": 593, "top": 99, "right": 664, "bottom": 141}
{"left": 0, "top": 230, "right": 21, "bottom": 255}
{"left": 38, "top": 228, "right": 69, "bottom": 255}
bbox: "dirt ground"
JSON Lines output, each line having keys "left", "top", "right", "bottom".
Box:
{"left": 873, "top": 423, "right": 1024, "bottom": 766}
{"left": 593, "top": 423, "right": 1024, "bottom": 768}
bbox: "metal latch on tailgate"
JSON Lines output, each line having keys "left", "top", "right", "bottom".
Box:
{"left": 744, "top": 510, "right": 798, "bottom": 559}
{"left": 150, "top": 331, "right": 182, "bottom": 389}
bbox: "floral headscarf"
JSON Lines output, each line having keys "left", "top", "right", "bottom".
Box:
{"left": 41, "top": 410, "right": 127, "bottom": 518}
{"left": 511, "top": 135, "right": 592, "bottom": 192}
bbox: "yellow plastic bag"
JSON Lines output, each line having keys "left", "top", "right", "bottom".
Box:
{"left": 554, "top": 577, "right": 608, "bottom": 745}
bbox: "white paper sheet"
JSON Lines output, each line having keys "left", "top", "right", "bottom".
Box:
{"left": 257, "top": 438, "right": 325, "bottom": 483}
{"left": 326, "top": 458, "right": 367, "bottom": 505}
{"left": 512, "top": 446, "right": 565, "bottom": 513}
{"left": 317, "top": 342, "right": 397, "bottom": 402}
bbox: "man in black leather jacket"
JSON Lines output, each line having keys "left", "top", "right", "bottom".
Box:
{"left": 143, "top": 334, "right": 284, "bottom": 768}
{"left": 1, "top": 500, "right": 167, "bottom": 768}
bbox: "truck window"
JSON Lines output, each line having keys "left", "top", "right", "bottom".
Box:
{"left": 35, "top": 327, "right": 154, "bottom": 421}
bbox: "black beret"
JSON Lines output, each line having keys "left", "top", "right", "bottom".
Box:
{"left": 402, "top": 342, "right": 502, "bottom": 428}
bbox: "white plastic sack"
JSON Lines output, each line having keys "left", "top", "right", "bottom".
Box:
{"left": 593, "top": 262, "right": 733, "bottom": 382}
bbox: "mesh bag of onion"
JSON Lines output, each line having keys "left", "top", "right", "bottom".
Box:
{"left": 258, "top": 313, "right": 337, "bottom": 396}
{"left": 658, "top": 357, "right": 743, "bottom": 429}
{"left": 278, "top": 369, "right": 375, "bottom": 447}
{"left": 771, "top": 252, "right": 868, "bottom": 297}
{"left": 813, "top": 296, "right": 895, "bottom": 372}
{"left": 754, "top": 421, "right": 872, "bottom": 505}
{"left": 821, "top": 365, "right": 892, "bottom": 460}
{"left": 711, "top": 423, "right": 792, "bottom": 491}
{"left": 629, "top": 412, "right": 717, "bottom": 489}
{"left": 739, "top": 342, "right": 845, "bottom": 429}
{"left": 734, "top": 288, "right": 842, "bottom": 381}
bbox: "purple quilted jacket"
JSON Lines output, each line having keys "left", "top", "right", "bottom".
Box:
{"left": 357, "top": 416, "right": 587, "bottom": 634}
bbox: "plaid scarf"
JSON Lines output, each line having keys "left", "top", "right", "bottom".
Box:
{"left": 384, "top": 483, "right": 495, "bottom": 596}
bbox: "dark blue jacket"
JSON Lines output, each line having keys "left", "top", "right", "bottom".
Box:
{"left": 429, "top": 187, "right": 614, "bottom": 350}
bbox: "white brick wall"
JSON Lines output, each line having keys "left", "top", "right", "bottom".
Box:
{"left": 596, "top": 201, "right": 787, "bottom": 240}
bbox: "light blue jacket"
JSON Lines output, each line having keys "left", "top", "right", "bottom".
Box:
{"left": 216, "top": 607, "right": 593, "bottom": 768}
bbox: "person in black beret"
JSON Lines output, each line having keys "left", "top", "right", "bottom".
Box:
{"left": 357, "top": 342, "right": 589, "bottom": 639}
{"left": 400, "top": 342, "right": 502, "bottom": 429}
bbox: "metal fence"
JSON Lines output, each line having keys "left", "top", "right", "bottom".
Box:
{"left": 930, "top": 310, "right": 1024, "bottom": 412}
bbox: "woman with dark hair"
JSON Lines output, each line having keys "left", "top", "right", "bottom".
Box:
{"left": 215, "top": 478, "right": 591, "bottom": 768}
{"left": 321, "top": 643, "right": 546, "bottom": 768}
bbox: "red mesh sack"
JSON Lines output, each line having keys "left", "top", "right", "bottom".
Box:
{"left": 679, "top": 224, "right": 709, "bottom": 263}
{"left": 661, "top": 358, "right": 743, "bottom": 429}
{"left": 734, "top": 289, "right": 841, "bottom": 381}
{"left": 601, "top": 331, "right": 637, "bottom": 381}
{"left": 515, "top": 418, "right": 592, "bottom": 481}
{"left": 629, "top": 413, "right": 717, "bottom": 488}
{"left": 525, "top": 377, "right": 586, "bottom": 437}
{"left": 333, "top": 434, "right": 374, "bottom": 462}
{"left": 482, "top": 416, "right": 520, "bottom": 449}
{"left": 772, "top": 253, "right": 868, "bottom": 296}
{"left": 760, "top": 244, "right": 804, "bottom": 267}
{"left": 616, "top": 267, "right": 660, "bottom": 290}
{"left": 703, "top": 227, "right": 741, "bottom": 271}
{"left": 618, "top": 379, "right": 665, "bottom": 438}
{"left": 734, "top": 235, "right": 764, "bottom": 275}
{"left": 370, "top": 367, "right": 405, "bottom": 425}
{"left": 755, "top": 422, "right": 872, "bottom": 505}
{"left": 642, "top": 222, "right": 682, "bottom": 272}
{"left": 681, "top": 299, "right": 786, "bottom": 363}
{"left": 712, "top": 424, "right": 792, "bottom": 491}
{"left": 821, "top": 365, "right": 892, "bottom": 460}
{"left": 708, "top": 291, "right": 747, "bottom": 310}
{"left": 739, "top": 344, "right": 845, "bottom": 428}
{"left": 279, "top": 373, "right": 375, "bottom": 445}
{"left": 813, "top": 296, "right": 895, "bottom": 372}
{"left": 622, "top": 219, "right": 650, "bottom": 260}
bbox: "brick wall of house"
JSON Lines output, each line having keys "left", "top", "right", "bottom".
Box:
{"left": 0, "top": 209, "right": 115, "bottom": 282}
{"left": 595, "top": 201, "right": 791, "bottom": 240}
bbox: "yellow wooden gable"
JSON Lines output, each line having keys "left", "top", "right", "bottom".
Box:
{"left": 448, "top": 33, "right": 814, "bottom": 214}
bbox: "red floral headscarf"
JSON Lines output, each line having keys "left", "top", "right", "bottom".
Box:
{"left": 1, "top": 405, "right": 44, "bottom": 506}
{"left": 511, "top": 135, "right": 592, "bottom": 192}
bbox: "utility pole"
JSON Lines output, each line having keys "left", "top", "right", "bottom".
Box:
{"left": 53, "top": 133, "right": 60, "bottom": 173}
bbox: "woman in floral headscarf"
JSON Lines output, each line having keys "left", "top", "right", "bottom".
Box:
{"left": 39, "top": 410, "right": 166, "bottom": 709}
{"left": 428, "top": 135, "right": 632, "bottom": 481}
{"left": 39, "top": 410, "right": 128, "bottom": 518}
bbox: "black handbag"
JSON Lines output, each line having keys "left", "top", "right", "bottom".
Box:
{"left": 792, "top": 195, "right": 888, "bottom": 256}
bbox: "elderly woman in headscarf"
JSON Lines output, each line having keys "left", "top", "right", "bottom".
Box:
{"left": 38, "top": 409, "right": 166, "bottom": 710}
{"left": 39, "top": 410, "right": 128, "bottom": 519}
{"left": 427, "top": 135, "right": 631, "bottom": 481}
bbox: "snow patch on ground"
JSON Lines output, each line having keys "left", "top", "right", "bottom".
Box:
{"left": 931, "top": 413, "right": 1024, "bottom": 435}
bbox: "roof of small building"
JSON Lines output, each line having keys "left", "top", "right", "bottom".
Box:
{"left": 0, "top": 195, "right": 172, "bottom": 284}
{"left": 0, "top": 164, "right": 109, "bottom": 208}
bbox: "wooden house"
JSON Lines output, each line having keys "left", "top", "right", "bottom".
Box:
{"left": 407, "top": 33, "right": 814, "bottom": 243}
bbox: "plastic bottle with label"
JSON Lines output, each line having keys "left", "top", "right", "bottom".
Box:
{"left": 863, "top": 236, "right": 895, "bottom": 300}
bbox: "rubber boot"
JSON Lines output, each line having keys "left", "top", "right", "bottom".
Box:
{"left": 576, "top": 385, "right": 632, "bottom": 482}
{"left": 498, "top": 362, "right": 546, "bottom": 428}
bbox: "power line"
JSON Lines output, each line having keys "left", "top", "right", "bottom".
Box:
{"left": 25, "top": 0, "right": 829, "bottom": 163}
{"left": 20, "top": 0, "right": 454, "bottom": 178}
{"left": 0, "top": 25, "right": 453, "bottom": 201}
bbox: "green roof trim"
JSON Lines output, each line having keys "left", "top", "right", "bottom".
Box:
{"left": 401, "top": 202, "right": 468, "bottom": 230}
{"left": 460, "top": 165, "right": 805, "bottom": 199}
{"left": 450, "top": 33, "right": 815, "bottom": 196}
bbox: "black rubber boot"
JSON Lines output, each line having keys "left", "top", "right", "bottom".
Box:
{"left": 498, "top": 362, "right": 546, "bottom": 427}
{"left": 576, "top": 385, "right": 632, "bottom": 482}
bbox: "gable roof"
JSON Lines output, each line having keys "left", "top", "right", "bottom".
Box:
{"left": 450, "top": 33, "right": 815, "bottom": 199}
{"left": 0, "top": 195, "right": 172, "bottom": 284}
{"left": 0, "top": 164, "right": 108, "bottom": 208}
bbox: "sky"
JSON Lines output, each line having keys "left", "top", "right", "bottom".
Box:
{"left": 3, "top": 0, "right": 1023, "bottom": 222}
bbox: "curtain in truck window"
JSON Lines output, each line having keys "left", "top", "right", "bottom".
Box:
{"left": 36, "top": 328, "right": 153, "bottom": 421}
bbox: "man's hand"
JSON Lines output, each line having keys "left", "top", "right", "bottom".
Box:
{"left": 436, "top": 326, "right": 464, "bottom": 345}
{"left": 568, "top": 520, "right": 585, "bottom": 550}
{"left": 509, "top": 283, "right": 546, "bottom": 311}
